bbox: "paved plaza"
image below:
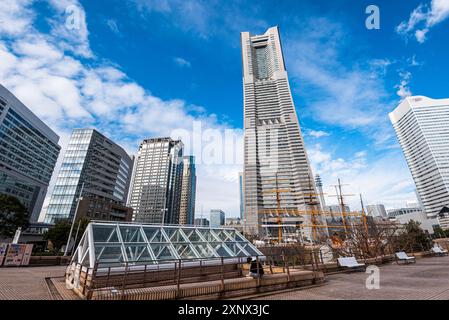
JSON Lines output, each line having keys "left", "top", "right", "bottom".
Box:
{"left": 0, "top": 265, "right": 65, "bottom": 300}
{"left": 254, "top": 255, "right": 449, "bottom": 300}
{"left": 0, "top": 256, "right": 448, "bottom": 300}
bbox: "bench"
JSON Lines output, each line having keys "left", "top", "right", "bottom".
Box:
{"left": 337, "top": 257, "right": 366, "bottom": 272}
{"left": 431, "top": 246, "right": 449, "bottom": 256}
{"left": 395, "top": 252, "right": 416, "bottom": 264}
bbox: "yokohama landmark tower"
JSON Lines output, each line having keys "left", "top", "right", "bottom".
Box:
{"left": 241, "top": 26, "right": 319, "bottom": 240}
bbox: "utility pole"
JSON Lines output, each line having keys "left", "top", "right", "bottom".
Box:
{"left": 64, "top": 182, "right": 84, "bottom": 256}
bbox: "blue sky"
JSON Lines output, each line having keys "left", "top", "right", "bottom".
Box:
{"left": 1, "top": 0, "right": 449, "bottom": 219}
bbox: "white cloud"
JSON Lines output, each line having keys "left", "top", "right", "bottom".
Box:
{"left": 106, "top": 19, "right": 121, "bottom": 35}
{"left": 397, "top": 0, "right": 449, "bottom": 43}
{"left": 307, "top": 130, "right": 330, "bottom": 138}
{"left": 369, "top": 58, "right": 393, "bottom": 78}
{"left": 0, "top": 0, "right": 34, "bottom": 36}
{"left": 284, "top": 17, "right": 395, "bottom": 151}
{"left": 396, "top": 71, "right": 412, "bottom": 99}
{"left": 173, "top": 57, "right": 192, "bottom": 68}
{"left": 408, "top": 55, "right": 422, "bottom": 67}
{"left": 132, "top": 0, "right": 267, "bottom": 39}
{"left": 308, "top": 144, "right": 416, "bottom": 210}
{"left": 46, "top": 0, "right": 93, "bottom": 57}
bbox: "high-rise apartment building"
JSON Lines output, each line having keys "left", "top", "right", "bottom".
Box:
{"left": 390, "top": 96, "right": 449, "bottom": 228}
{"left": 179, "top": 156, "right": 196, "bottom": 225}
{"left": 0, "top": 85, "right": 61, "bottom": 222}
{"left": 45, "top": 129, "right": 133, "bottom": 224}
{"left": 241, "top": 26, "right": 319, "bottom": 238}
{"left": 210, "top": 209, "right": 225, "bottom": 228}
{"left": 128, "top": 137, "right": 184, "bottom": 224}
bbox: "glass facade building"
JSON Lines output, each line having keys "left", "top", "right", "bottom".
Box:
{"left": 45, "top": 129, "right": 133, "bottom": 223}
{"left": 179, "top": 156, "right": 196, "bottom": 225}
{"left": 390, "top": 96, "right": 449, "bottom": 229}
{"left": 128, "top": 137, "right": 184, "bottom": 224}
{"left": 0, "top": 85, "right": 61, "bottom": 222}
{"left": 210, "top": 209, "right": 225, "bottom": 228}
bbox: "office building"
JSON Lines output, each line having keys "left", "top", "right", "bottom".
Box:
{"left": 366, "top": 204, "right": 387, "bottom": 218}
{"left": 390, "top": 96, "right": 449, "bottom": 228}
{"left": 210, "top": 209, "right": 225, "bottom": 228}
{"left": 388, "top": 207, "right": 422, "bottom": 218}
{"left": 128, "top": 137, "right": 183, "bottom": 224}
{"left": 76, "top": 197, "right": 133, "bottom": 222}
{"left": 194, "top": 218, "right": 209, "bottom": 227}
{"left": 241, "top": 26, "right": 319, "bottom": 238}
{"left": 0, "top": 85, "right": 61, "bottom": 222}
{"left": 179, "top": 156, "right": 196, "bottom": 225}
{"left": 45, "top": 129, "right": 133, "bottom": 223}
{"left": 388, "top": 209, "right": 439, "bottom": 234}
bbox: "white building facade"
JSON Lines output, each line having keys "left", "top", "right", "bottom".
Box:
{"left": 390, "top": 96, "right": 449, "bottom": 229}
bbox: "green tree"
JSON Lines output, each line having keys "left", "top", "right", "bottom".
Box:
{"left": 396, "top": 220, "right": 432, "bottom": 251}
{"left": 43, "top": 217, "right": 91, "bottom": 254}
{"left": 433, "top": 226, "right": 446, "bottom": 239}
{"left": 43, "top": 219, "right": 72, "bottom": 254}
{"left": 0, "top": 194, "right": 29, "bottom": 238}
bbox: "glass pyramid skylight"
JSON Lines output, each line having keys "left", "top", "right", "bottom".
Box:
{"left": 71, "top": 221, "right": 263, "bottom": 268}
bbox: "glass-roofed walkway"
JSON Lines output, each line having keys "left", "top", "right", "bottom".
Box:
{"left": 71, "top": 221, "right": 263, "bottom": 269}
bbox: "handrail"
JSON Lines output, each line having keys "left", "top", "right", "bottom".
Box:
{"left": 68, "top": 251, "right": 318, "bottom": 299}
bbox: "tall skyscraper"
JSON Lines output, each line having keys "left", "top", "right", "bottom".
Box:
{"left": 179, "top": 155, "right": 196, "bottom": 225}
{"left": 128, "top": 137, "right": 184, "bottom": 224}
{"left": 390, "top": 96, "right": 449, "bottom": 229}
{"left": 45, "top": 129, "right": 133, "bottom": 224}
{"left": 0, "top": 85, "right": 61, "bottom": 223}
{"left": 210, "top": 209, "right": 225, "bottom": 228}
{"left": 241, "top": 26, "right": 319, "bottom": 238}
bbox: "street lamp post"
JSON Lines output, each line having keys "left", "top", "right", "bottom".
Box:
{"left": 64, "top": 182, "right": 84, "bottom": 257}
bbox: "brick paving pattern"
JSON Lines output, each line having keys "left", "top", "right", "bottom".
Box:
{"left": 1, "top": 256, "right": 449, "bottom": 300}
{"left": 254, "top": 256, "right": 449, "bottom": 300}
{"left": 0, "top": 266, "right": 66, "bottom": 300}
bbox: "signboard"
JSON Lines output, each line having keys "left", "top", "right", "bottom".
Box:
{"left": 21, "top": 244, "right": 33, "bottom": 266}
{"left": 0, "top": 243, "right": 8, "bottom": 266}
{"left": 3, "top": 244, "right": 24, "bottom": 266}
